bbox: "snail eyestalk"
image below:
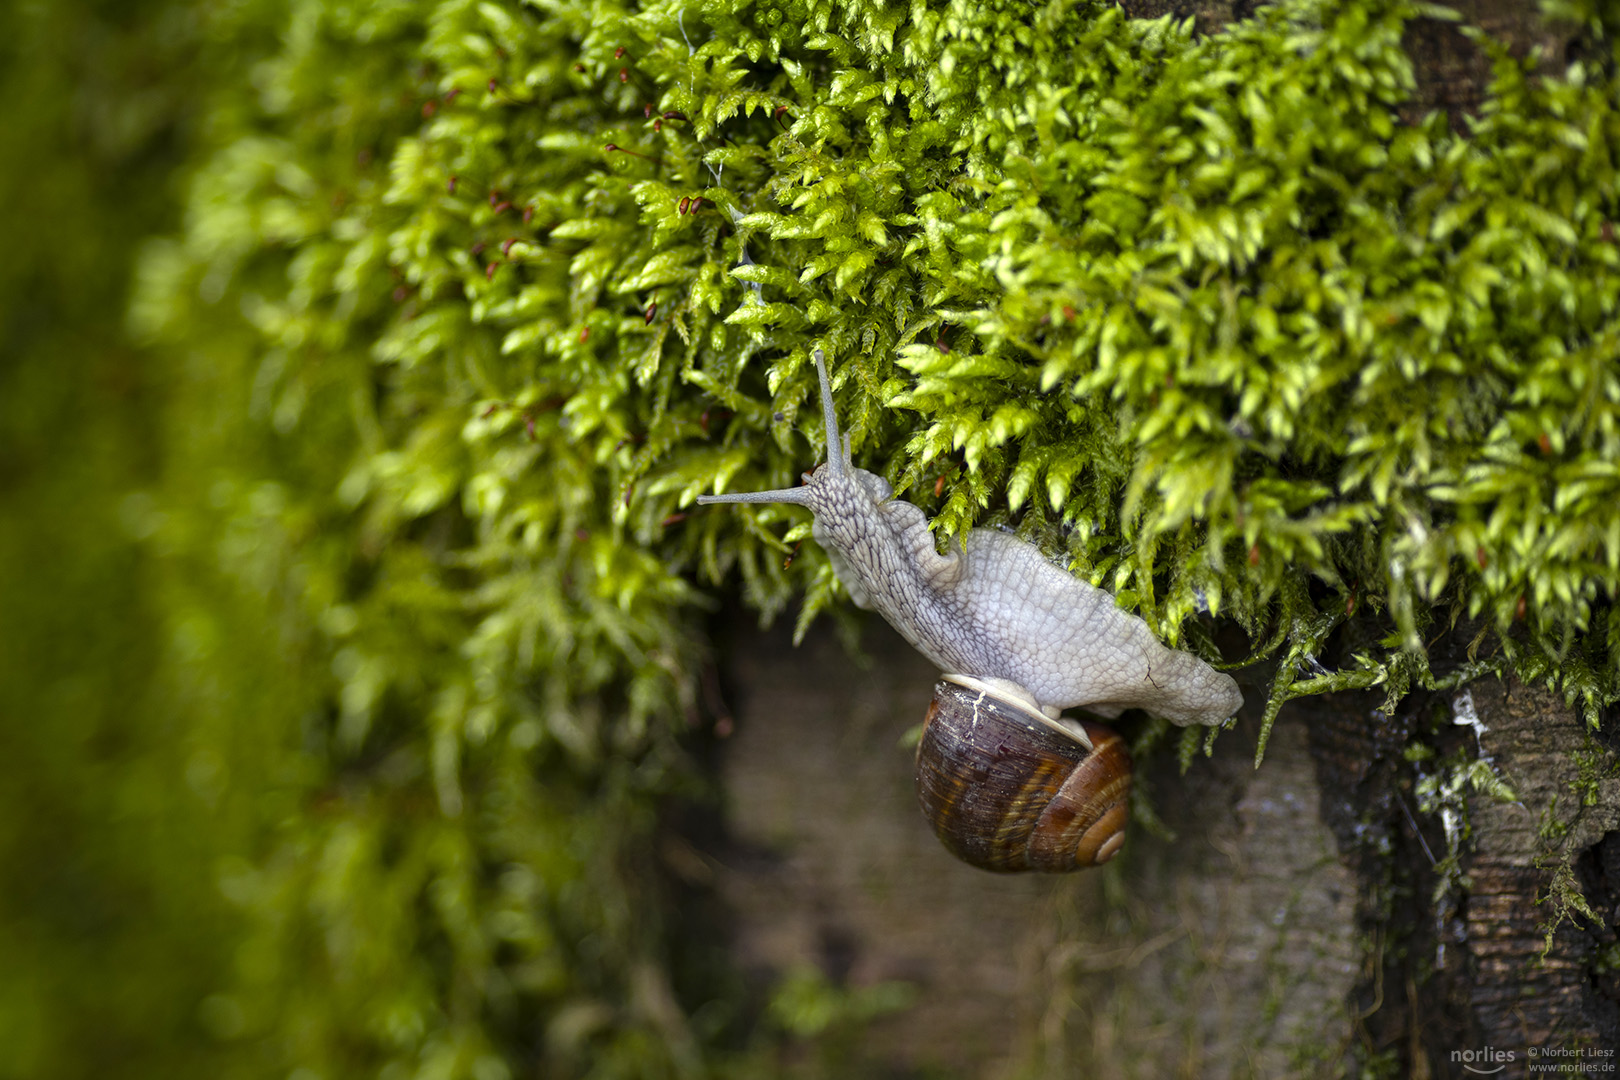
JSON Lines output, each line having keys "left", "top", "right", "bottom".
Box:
{"left": 697, "top": 348, "right": 836, "bottom": 508}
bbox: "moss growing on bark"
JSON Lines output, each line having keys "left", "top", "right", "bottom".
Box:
{"left": 111, "top": 0, "right": 1620, "bottom": 1073}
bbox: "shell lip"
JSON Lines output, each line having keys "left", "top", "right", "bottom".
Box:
{"left": 938, "top": 673, "right": 1093, "bottom": 751}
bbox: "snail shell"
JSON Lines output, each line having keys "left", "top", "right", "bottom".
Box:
{"left": 915, "top": 675, "right": 1131, "bottom": 872}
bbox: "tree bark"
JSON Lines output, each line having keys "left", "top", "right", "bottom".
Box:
{"left": 694, "top": 610, "right": 1620, "bottom": 1076}
{"left": 683, "top": 7, "right": 1618, "bottom": 1076}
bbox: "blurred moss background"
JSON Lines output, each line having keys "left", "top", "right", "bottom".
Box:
{"left": 6, "top": 0, "right": 1620, "bottom": 1075}
{"left": 2, "top": 2, "right": 724, "bottom": 1074}
{"left": 0, "top": 1, "right": 235, "bottom": 1075}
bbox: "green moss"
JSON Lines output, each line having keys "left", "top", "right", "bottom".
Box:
{"left": 1538, "top": 856, "right": 1605, "bottom": 957}
{"left": 1531, "top": 736, "right": 1620, "bottom": 954}
{"left": 0, "top": 2, "right": 260, "bottom": 1076}
{"left": 116, "top": 0, "right": 1620, "bottom": 1073}
{"left": 1411, "top": 730, "right": 1517, "bottom": 905}
{"left": 1569, "top": 738, "right": 1620, "bottom": 806}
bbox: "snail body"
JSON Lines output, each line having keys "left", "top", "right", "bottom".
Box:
{"left": 699, "top": 349, "right": 1242, "bottom": 871}
{"left": 698, "top": 350, "right": 1241, "bottom": 726}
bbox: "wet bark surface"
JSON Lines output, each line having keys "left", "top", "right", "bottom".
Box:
{"left": 1308, "top": 672, "right": 1620, "bottom": 1077}
{"left": 689, "top": 609, "right": 1620, "bottom": 1077}
{"left": 697, "top": 614, "right": 1360, "bottom": 1076}
{"left": 1454, "top": 681, "right": 1620, "bottom": 1057}
{"left": 703, "top": 616, "right": 1087, "bottom": 1075}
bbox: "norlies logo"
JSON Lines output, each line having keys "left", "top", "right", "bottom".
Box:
{"left": 1453, "top": 1047, "right": 1516, "bottom": 1074}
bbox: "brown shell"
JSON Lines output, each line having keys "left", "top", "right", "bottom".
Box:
{"left": 915, "top": 678, "right": 1131, "bottom": 872}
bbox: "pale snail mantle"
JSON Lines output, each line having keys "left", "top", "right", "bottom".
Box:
{"left": 699, "top": 349, "right": 1243, "bottom": 872}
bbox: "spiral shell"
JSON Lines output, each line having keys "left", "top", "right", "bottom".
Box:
{"left": 915, "top": 675, "right": 1131, "bottom": 872}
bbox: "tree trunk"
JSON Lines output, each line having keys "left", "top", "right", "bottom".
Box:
{"left": 698, "top": 614, "right": 1620, "bottom": 1075}
{"left": 682, "top": 6, "right": 1619, "bottom": 1076}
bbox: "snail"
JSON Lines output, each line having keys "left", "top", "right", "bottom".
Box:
{"left": 699, "top": 349, "right": 1242, "bottom": 871}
